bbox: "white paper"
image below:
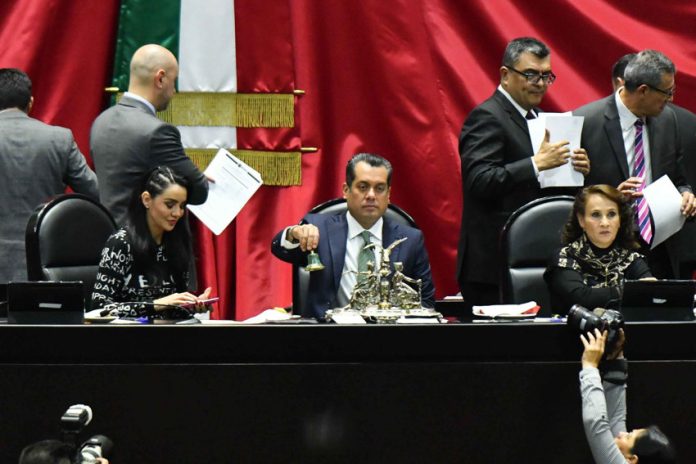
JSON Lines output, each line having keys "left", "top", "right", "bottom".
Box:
{"left": 530, "top": 113, "right": 584, "bottom": 188}
{"left": 330, "top": 311, "right": 368, "bottom": 324}
{"left": 472, "top": 301, "right": 538, "bottom": 317}
{"left": 641, "top": 175, "right": 686, "bottom": 249}
{"left": 187, "top": 148, "right": 263, "bottom": 235}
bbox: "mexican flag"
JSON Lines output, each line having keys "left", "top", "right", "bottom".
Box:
{"left": 111, "top": 0, "right": 300, "bottom": 320}
{"left": 112, "top": 0, "right": 297, "bottom": 186}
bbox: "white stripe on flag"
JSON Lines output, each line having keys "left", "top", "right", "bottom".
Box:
{"left": 179, "top": 126, "right": 237, "bottom": 149}
{"left": 178, "top": 0, "right": 237, "bottom": 150}
{"left": 178, "top": 0, "right": 237, "bottom": 91}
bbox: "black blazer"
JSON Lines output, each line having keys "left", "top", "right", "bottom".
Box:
{"left": 574, "top": 94, "right": 689, "bottom": 192}
{"left": 457, "top": 90, "right": 544, "bottom": 288}
{"left": 574, "top": 95, "right": 692, "bottom": 276}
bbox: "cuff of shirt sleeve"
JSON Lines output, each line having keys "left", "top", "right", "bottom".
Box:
{"left": 530, "top": 157, "right": 540, "bottom": 178}
{"left": 601, "top": 358, "right": 628, "bottom": 385}
{"left": 281, "top": 226, "right": 301, "bottom": 249}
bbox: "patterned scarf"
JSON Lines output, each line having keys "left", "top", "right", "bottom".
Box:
{"left": 553, "top": 235, "right": 643, "bottom": 288}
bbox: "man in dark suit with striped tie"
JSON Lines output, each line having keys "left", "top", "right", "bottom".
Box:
{"left": 575, "top": 49, "right": 696, "bottom": 278}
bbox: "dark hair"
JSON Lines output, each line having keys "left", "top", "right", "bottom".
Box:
{"left": 632, "top": 425, "right": 676, "bottom": 464}
{"left": 0, "top": 68, "right": 32, "bottom": 112}
{"left": 18, "top": 439, "right": 74, "bottom": 464}
{"left": 624, "top": 50, "right": 675, "bottom": 92}
{"left": 125, "top": 166, "right": 192, "bottom": 290}
{"left": 561, "top": 185, "right": 640, "bottom": 249}
{"left": 612, "top": 53, "right": 637, "bottom": 83}
{"left": 345, "top": 153, "right": 393, "bottom": 187}
{"left": 502, "top": 37, "right": 550, "bottom": 68}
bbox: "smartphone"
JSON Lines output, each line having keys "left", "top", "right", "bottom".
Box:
{"left": 180, "top": 297, "right": 220, "bottom": 309}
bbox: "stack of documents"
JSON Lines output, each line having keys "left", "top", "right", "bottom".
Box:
{"left": 472, "top": 301, "right": 540, "bottom": 319}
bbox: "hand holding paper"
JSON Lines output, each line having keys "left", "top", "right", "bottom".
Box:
{"left": 680, "top": 191, "right": 696, "bottom": 217}
{"left": 531, "top": 128, "right": 571, "bottom": 171}
{"left": 187, "top": 149, "right": 263, "bottom": 235}
{"left": 529, "top": 113, "right": 586, "bottom": 188}
{"left": 642, "top": 175, "right": 686, "bottom": 249}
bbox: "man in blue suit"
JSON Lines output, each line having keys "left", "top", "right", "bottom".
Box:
{"left": 271, "top": 153, "right": 435, "bottom": 319}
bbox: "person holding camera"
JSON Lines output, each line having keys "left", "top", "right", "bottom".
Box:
{"left": 18, "top": 439, "right": 109, "bottom": 464}
{"left": 544, "top": 185, "right": 654, "bottom": 314}
{"left": 580, "top": 328, "right": 675, "bottom": 463}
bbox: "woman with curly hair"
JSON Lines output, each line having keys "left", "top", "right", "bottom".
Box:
{"left": 544, "top": 184, "right": 653, "bottom": 314}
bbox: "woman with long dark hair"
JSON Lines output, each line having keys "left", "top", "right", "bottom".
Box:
{"left": 91, "top": 166, "right": 211, "bottom": 318}
{"left": 544, "top": 184, "right": 653, "bottom": 314}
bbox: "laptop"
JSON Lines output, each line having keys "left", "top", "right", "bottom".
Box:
{"left": 620, "top": 280, "right": 696, "bottom": 322}
{"left": 0, "top": 283, "right": 7, "bottom": 319}
{"left": 7, "top": 281, "right": 85, "bottom": 324}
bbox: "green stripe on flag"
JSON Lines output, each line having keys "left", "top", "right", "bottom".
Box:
{"left": 112, "top": 0, "right": 181, "bottom": 90}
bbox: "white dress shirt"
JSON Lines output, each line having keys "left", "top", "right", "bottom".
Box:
{"left": 123, "top": 91, "right": 157, "bottom": 116}
{"left": 615, "top": 89, "right": 652, "bottom": 184}
{"left": 497, "top": 84, "right": 540, "bottom": 177}
{"left": 280, "top": 212, "right": 383, "bottom": 308}
{"left": 336, "top": 213, "right": 383, "bottom": 307}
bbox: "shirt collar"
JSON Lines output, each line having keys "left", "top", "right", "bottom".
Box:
{"left": 497, "top": 84, "right": 532, "bottom": 118}
{"left": 123, "top": 91, "right": 157, "bottom": 116}
{"left": 346, "top": 211, "right": 383, "bottom": 241}
{"left": 0, "top": 108, "right": 25, "bottom": 116}
{"left": 615, "top": 88, "right": 643, "bottom": 131}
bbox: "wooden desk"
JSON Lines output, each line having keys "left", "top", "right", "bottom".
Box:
{"left": 1, "top": 322, "right": 694, "bottom": 463}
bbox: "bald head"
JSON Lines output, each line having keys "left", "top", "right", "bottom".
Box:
{"left": 128, "top": 44, "right": 179, "bottom": 111}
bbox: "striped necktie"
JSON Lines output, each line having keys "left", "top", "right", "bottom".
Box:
{"left": 633, "top": 119, "right": 653, "bottom": 244}
{"left": 357, "top": 231, "right": 373, "bottom": 283}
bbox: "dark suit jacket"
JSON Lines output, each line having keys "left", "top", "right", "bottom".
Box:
{"left": 271, "top": 213, "right": 435, "bottom": 319}
{"left": 574, "top": 95, "right": 691, "bottom": 276}
{"left": 90, "top": 95, "right": 208, "bottom": 225}
{"left": 670, "top": 103, "right": 696, "bottom": 273}
{"left": 457, "top": 90, "right": 548, "bottom": 289}
{"left": 0, "top": 110, "right": 98, "bottom": 282}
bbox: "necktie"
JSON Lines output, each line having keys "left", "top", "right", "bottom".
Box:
{"left": 357, "top": 231, "right": 373, "bottom": 283}
{"left": 633, "top": 119, "right": 653, "bottom": 244}
{"left": 525, "top": 111, "right": 536, "bottom": 120}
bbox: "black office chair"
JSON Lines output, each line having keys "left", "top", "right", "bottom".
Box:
{"left": 499, "top": 195, "right": 574, "bottom": 317}
{"left": 25, "top": 194, "right": 117, "bottom": 308}
{"left": 292, "top": 198, "right": 418, "bottom": 317}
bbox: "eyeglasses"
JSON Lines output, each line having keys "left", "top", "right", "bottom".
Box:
{"left": 645, "top": 83, "right": 675, "bottom": 98}
{"left": 506, "top": 66, "right": 556, "bottom": 85}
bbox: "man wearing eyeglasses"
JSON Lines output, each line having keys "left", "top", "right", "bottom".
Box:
{"left": 457, "top": 37, "right": 590, "bottom": 305}
{"left": 575, "top": 49, "right": 696, "bottom": 279}
{"left": 611, "top": 53, "right": 696, "bottom": 279}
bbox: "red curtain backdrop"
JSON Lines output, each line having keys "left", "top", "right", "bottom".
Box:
{"left": 2, "top": 0, "right": 696, "bottom": 319}
{"left": 0, "top": 0, "right": 120, "bottom": 165}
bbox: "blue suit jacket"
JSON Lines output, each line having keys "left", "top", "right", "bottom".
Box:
{"left": 271, "top": 212, "right": 435, "bottom": 319}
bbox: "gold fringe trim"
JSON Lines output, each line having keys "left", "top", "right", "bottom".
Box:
{"left": 185, "top": 149, "right": 302, "bottom": 186}
{"left": 117, "top": 92, "right": 294, "bottom": 127}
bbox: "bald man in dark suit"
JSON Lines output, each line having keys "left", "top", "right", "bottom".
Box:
{"left": 91, "top": 44, "right": 208, "bottom": 225}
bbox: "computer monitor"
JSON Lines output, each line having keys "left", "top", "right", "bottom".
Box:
{"left": 7, "top": 281, "right": 85, "bottom": 324}
{"left": 620, "top": 280, "right": 696, "bottom": 322}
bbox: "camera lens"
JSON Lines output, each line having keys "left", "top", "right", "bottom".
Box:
{"left": 567, "top": 304, "right": 606, "bottom": 333}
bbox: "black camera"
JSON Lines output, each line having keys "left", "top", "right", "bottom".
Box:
{"left": 567, "top": 304, "right": 625, "bottom": 354}
{"left": 60, "top": 404, "right": 113, "bottom": 463}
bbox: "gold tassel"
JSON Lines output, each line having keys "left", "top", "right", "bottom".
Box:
{"left": 116, "top": 93, "right": 294, "bottom": 127}
{"left": 183, "top": 148, "right": 301, "bottom": 186}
